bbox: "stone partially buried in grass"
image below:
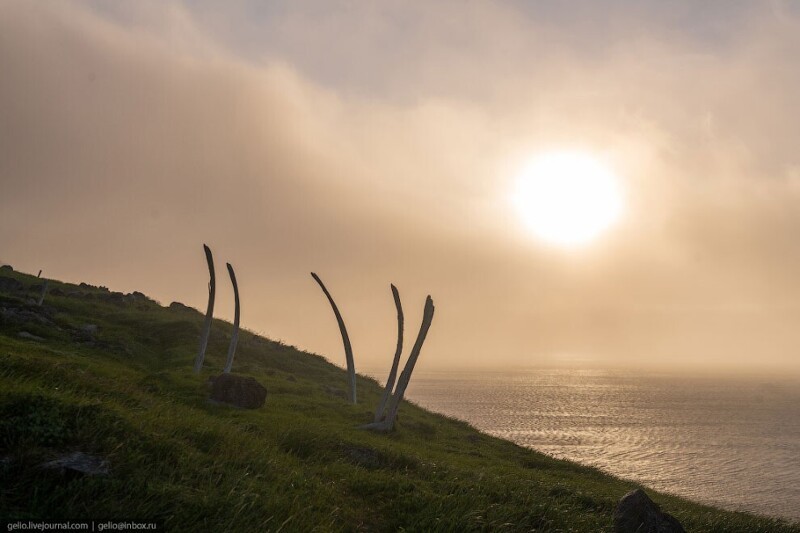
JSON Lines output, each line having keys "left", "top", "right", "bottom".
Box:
{"left": 17, "top": 331, "right": 45, "bottom": 341}
{"left": 208, "top": 373, "right": 267, "bottom": 409}
{"left": 41, "top": 452, "right": 109, "bottom": 477}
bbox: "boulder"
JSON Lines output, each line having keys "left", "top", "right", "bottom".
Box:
{"left": 1, "top": 305, "right": 55, "bottom": 326}
{"left": 208, "top": 374, "right": 267, "bottom": 409}
{"left": 0, "top": 276, "right": 23, "bottom": 293}
{"left": 169, "top": 301, "right": 195, "bottom": 312}
{"left": 613, "top": 489, "right": 685, "bottom": 533}
{"left": 128, "top": 291, "right": 151, "bottom": 302}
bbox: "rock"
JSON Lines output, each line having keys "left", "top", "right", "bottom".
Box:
{"left": 614, "top": 489, "right": 685, "bottom": 533}
{"left": 49, "top": 288, "right": 65, "bottom": 297}
{"left": 98, "top": 292, "right": 126, "bottom": 306}
{"left": 73, "top": 324, "right": 99, "bottom": 342}
{"left": 1, "top": 305, "right": 55, "bottom": 327}
{"left": 18, "top": 331, "right": 45, "bottom": 341}
{"left": 208, "top": 374, "right": 267, "bottom": 409}
{"left": 169, "top": 301, "right": 195, "bottom": 312}
{"left": 0, "top": 276, "right": 23, "bottom": 293}
{"left": 41, "top": 452, "right": 109, "bottom": 476}
{"left": 73, "top": 324, "right": 98, "bottom": 344}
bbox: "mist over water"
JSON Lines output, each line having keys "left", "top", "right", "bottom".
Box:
{"left": 399, "top": 369, "right": 800, "bottom": 521}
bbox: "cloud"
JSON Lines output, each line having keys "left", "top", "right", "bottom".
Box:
{"left": 2, "top": 0, "right": 800, "bottom": 373}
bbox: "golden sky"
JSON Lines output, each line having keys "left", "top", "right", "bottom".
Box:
{"left": 3, "top": 0, "right": 800, "bottom": 374}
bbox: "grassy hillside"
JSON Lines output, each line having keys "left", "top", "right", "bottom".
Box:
{"left": 0, "top": 267, "right": 797, "bottom": 532}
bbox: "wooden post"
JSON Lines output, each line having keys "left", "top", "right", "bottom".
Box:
{"left": 223, "top": 263, "right": 240, "bottom": 374}
{"left": 311, "top": 272, "right": 357, "bottom": 404}
{"left": 193, "top": 244, "right": 216, "bottom": 374}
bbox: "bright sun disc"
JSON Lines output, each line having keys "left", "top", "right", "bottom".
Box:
{"left": 512, "top": 151, "right": 624, "bottom": 247}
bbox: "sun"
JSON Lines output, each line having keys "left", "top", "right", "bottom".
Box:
{"left": 511, "top": 151, "right": 624, "bottom": 247}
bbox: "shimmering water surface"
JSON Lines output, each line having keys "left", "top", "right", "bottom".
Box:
{"left": 399, "top": 369, "right": 800, "bottom": 521}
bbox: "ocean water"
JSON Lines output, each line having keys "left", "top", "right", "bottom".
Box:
{"left": 400, "top": 369, "right": 800, "bottom": 521}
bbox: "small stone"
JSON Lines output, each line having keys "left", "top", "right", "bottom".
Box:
{"left": 208, "top": 374, "right": 267, "bottom": 409}
{"left": 81, "top": 324, "right": 99, "bottom": 335}
{"left": 41, "top": 452, "right": 109, "bottom": 476}
{"left": 18, "top": 331, "right": 45, "bottom": 341}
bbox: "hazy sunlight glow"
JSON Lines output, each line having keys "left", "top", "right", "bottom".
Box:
{"left": 512, "top": 151, "right": 624, "bottom": 247}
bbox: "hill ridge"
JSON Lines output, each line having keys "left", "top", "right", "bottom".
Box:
{"left": 0, "top": 266, "right": 797, "bottom": 532}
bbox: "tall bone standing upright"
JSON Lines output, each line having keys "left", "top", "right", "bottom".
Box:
{"left": 364, "top": 295, "right": 435, "bottom": 432}
{"left": 193, "top": 244, "right": 216, "bottom": 374}
{"left": 374, "top": 284, "right": 403, "bottom": 423}
{"left": 223, "top": 263, "right": 240, "bottom": 374}
{"left": 311, "top": 272, "right": 357, "bottom": 404}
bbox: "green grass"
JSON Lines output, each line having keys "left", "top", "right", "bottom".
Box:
{"left": 0, "top": 267, "right": 797, "bottom": 531}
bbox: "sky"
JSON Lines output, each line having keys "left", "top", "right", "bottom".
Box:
{"left": 3, "top": 0, "right": 800, "bottom": 375}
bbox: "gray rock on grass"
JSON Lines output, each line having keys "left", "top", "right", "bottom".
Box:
{"left": 614, "top": 489, "right": 685, "bottom": 533}
{"left": 208, "top": 374, "right": 267, "bottom": 409}
{"left": 18, "top": 331, "right": 45, "bottom": 341}
{"left": 41, "top": 452, "right": 109, "bottom": 476}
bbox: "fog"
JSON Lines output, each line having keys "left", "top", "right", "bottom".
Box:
{"left": 3, "top": 0, "right": 800, "bottom": 374}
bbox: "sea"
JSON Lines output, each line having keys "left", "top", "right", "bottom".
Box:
{"left": 393, "top": 368, "right": 800, "bottom": 522}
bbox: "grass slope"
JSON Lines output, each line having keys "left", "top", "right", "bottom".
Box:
{"left": 0, "top": 267, "right": 797, "bottom": 532}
